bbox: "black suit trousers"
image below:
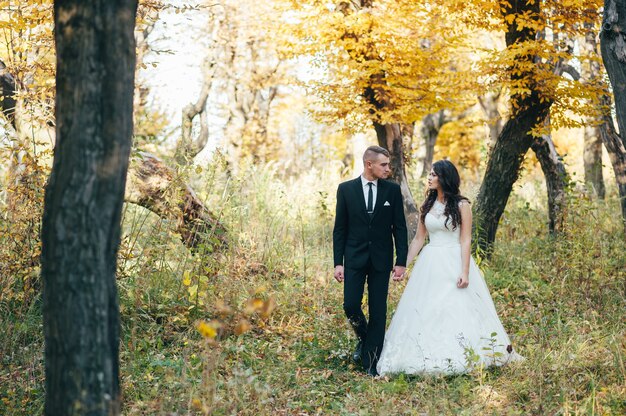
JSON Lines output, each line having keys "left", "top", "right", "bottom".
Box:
{"left": 343, "top": 261, "right": 390, "bottom": 371}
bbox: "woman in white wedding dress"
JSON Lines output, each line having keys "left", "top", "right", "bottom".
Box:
{"left": 377, "top": 160, "right": 522, "bottom": 376}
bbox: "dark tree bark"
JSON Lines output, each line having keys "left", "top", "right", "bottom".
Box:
{"left": 602, "top": 0, "right": 626, "bottom": 142}
{"left": 530, "top": 117, "right": 569, "bottom": 234}
{"left": 600, "top": 0, "right": 626, "bottom": 234}
{"left": 474, "top": 0, "right": 550, "bottom": 254}
{"left": 41, "top": 1, "right": 138, "bottom": 415}
{"left": 599, "top": 120, "right": 626, "bottom": 236}
{"left": 0, "top": 60, "right": 17, "bottom": 128}
{"left": 474, "top": 99, "right": 550, "bottom": 252}
{"left": 598, "top": 95, "right": 626, "bottom": 234}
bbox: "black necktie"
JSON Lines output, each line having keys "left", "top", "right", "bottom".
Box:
{"left": 367, "top": 182, "right": 374, "bottom": 213}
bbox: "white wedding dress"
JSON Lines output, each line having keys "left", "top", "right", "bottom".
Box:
{"left": 377, "top": 200, "right": 522, "bottom": 376}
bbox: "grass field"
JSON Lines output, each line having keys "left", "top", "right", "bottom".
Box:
{"left": 1, "top": 162, "right": 624, "bottom": 415}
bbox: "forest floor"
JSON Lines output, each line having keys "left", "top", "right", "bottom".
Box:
{"left": 1, "top": 164, "right": 625, "bottom": 415}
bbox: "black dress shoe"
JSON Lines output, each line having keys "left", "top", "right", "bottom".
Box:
{"left": 366, "top": 366, "right": 379, "bottom": 377}
{"left": 352, "top": 340, "right": 363, "bottom": 363}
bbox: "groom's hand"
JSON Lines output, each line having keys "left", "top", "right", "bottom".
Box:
{"left": 392, "top": 266, "right": 406, "bottom": 281}
{"left": 334, "top": 265, "right": 345, "bottom": 282}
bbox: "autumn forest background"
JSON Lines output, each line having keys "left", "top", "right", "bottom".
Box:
{"left": 0, "top": 0, "right": 625, "bottom": 414}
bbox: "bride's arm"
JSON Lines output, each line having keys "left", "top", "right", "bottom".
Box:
{"left": 457, "top": 201, "right": 472, "bottom": 288}
{"left": 406, "top": 219, "right": 428, "bottom": 267}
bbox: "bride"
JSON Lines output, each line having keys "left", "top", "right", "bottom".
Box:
{"left": 377, "top": 160, "right": 522, "bottom": 376}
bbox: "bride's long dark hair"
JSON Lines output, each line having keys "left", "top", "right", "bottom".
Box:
{"left": 419, "top": 160, "right": 469, "bottom": 230}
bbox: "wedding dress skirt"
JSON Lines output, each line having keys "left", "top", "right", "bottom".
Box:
{"left": 377, "top": 201, "right": 522, "bottom": 376}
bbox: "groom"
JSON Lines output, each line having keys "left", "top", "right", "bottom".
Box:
{"left": 333, "top": 145, "right": 408, "bottom": 376}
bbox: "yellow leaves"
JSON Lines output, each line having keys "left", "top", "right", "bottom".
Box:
{"left": 214, "top": 299, "right": 234, "bottom": 317}
{"left": 503, "top": 14, "right": 515, "bottom": 25}
{"left": 244, "top": 297, "right": 265, "bottom": 314}
{"left": 187, "top": 284, "right": 199, "bottom": 303}
{"left": 244, "top": 296, "right": 277, "bottom": 319}
{"left": 191, "top": 285, "right": 277, "bottom": 344}
{"left": 196, "top": 321, "right": 218, "bottom": 339}
{"left": 234, "top": 319, "right": 252, "bottom": 335}
{"left": 182, "top": 270, "right": 192, "bottom": 286}
{"left": 282, "top": 0, "right": 602, "bottom": 130}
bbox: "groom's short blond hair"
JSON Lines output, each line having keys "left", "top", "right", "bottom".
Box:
{"left": 363, "top": 146, "right": 390, "bottom": 162}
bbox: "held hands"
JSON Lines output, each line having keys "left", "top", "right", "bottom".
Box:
{"left": 392, "top": 266, "right": 406, "bottom": 281}
{"left": 334, "top": 265, "right": 345, "bottom": 282}
{"left": 457, "top": 273, "right": 469, "bottom": 288}
{"left": 335, "top": 265, "right": 407, "bottom": 282}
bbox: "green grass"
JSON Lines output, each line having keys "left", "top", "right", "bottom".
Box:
{"left": 1, "top": 162, "right": 625, "bottom": 415}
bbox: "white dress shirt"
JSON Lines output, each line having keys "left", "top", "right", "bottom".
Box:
{"left": 360, "top": 175, "right": 378, "bottom": 212}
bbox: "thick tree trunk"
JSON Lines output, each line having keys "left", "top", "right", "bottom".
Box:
{"left": 41, "top": 1, "right": 138, "bottom": 415}
{"left": 601, "top": 0, "right": 626, "bottom": 144}
{"left": 600, "top": 0, "right": 626, "bottom": 234}
{"left": 474, "top": 99, "right": 550, "bottom": 252}
{"left": 474, "top": 0, "right": 548, "bottom": 254}
{"left": 598, "top": 95, "right": 626, "bottom": 235}
{"left": 531, "top": 119, "right": 569, "bottom": 234}
{"left": 125, "top": 152, "right": 228, "bottom": 249}
{"left": 373, "top": 121, "right": 419, "bottom": 239}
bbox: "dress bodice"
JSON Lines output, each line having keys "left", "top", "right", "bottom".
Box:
{"left": 425, "top": 200, "right": 461, "bottom": 247}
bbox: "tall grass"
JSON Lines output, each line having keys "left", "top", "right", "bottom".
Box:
{"left": 0, "top": 159, "right": 624, "bottom": 415}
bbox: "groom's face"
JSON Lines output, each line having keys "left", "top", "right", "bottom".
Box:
{"left": 369, "top": 154, "right": 391, "bottom": 180}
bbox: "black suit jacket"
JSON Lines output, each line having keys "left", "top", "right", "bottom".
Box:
{"left": 333, "top": 177, "right": 408, "bottom": 272}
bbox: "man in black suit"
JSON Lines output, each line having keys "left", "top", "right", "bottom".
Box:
{"left": 333, "top": 145, "right": 408, "bottom": 376}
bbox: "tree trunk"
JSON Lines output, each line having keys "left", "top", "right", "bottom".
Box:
{"left": 125, "top": 152, "right": 228, "bottom": 249}
{"left": 600, "top": 0, "right": 626, "bottom": 234}
{"left": 418, "top": 107, "right": 475, "bottom": 177}
{"left": 530, "top": 118, "right": 569, "bottom": 234}
{"left": 0, "top": 60, "right": 17, "bottom": 127}
{"left": 0, "top": 63, "right": 224, "bottom": 252}
{"left": 419, "top": 110, "right": 446, "bottom": 177}
{"left": 582, "top": 23, "right": 606, "bottom": 199}
{"left": 175, "top": 78, "right": 211, "bottom": 165}
{"left": 336, "top": 0, "right": 419, "bottom": 239}
{"left": 373, "top": 121, "right": 419, "bottom": 239}
{"left": 474, "top": 99, "right": 550, "bottom": 252}
{"left": 599, "top": 124, "right": 626, "bottom": 236}
{"left": 41, "top": 1, "right": 138, "bottom": 415}
{"left": 474, "top": 0, "right": 548, "bottom": 254}
{"left": 477, "top": 89, "right": 504, "bottom": 150}
{"left": 598, "top": 95, "right": 626, "bottom": 235}
{"left": 583, "top": 124, "right": 606, "bottom": 199}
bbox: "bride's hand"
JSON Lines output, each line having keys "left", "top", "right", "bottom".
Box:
{"left": 456, "top": 274, "right": 469, "bottom": 289}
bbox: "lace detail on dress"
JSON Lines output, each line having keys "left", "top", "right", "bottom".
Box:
{"left": 429, "top": 200, "right": 446, "bottom": 219}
